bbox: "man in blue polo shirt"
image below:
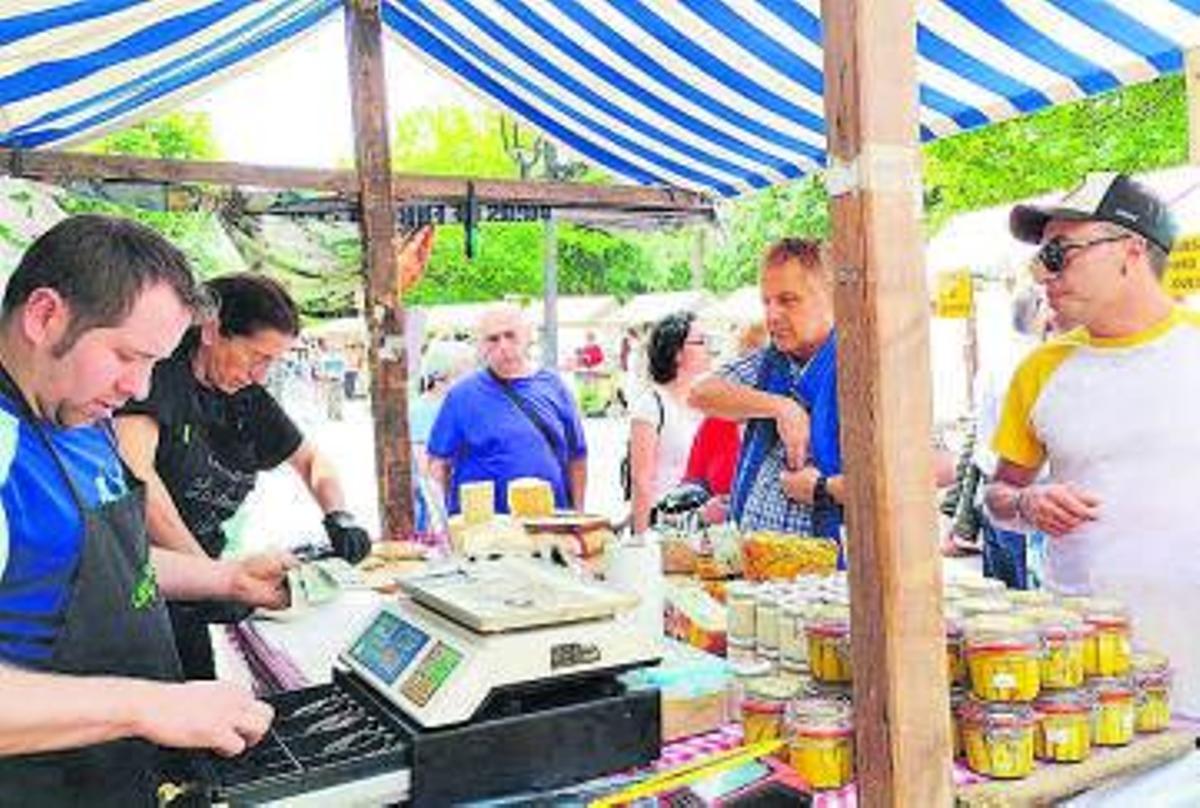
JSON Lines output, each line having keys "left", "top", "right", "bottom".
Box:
{"left": 690, "top": 238, "right": 845, "bottom": 541}
{"left": 428, "top": 304, "right": 587, "bottom": 515}
{"left": 0, "top": 215, "right": 290, "bottom": 804}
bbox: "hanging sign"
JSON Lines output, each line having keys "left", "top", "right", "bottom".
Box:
{"left": 1164, "top": 234, "right": 1200, "bottom": 297}
{"left": 934, "top": 269, "right": 973, "bottom": 318}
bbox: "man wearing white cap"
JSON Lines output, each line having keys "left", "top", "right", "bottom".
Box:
{"left": 985, "top": 171, "right": 1200, "bottom": 717}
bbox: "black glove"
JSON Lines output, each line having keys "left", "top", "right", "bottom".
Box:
{"left": 322, "top": 510, "right": 372, "bottom": 564}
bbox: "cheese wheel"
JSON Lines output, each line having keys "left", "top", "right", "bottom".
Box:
{"left": 459, "top": 480, "right": 495, "bottom": 525}
{"left": 507, "top": 477, "right": 554, "bottom": 518}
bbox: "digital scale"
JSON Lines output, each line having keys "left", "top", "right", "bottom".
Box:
{"left": 202, "top": 557, "right": 663, "bottom": 806}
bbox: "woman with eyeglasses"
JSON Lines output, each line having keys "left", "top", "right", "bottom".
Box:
{"left": 629, "top": 311, "right": 712, "bottom": 533}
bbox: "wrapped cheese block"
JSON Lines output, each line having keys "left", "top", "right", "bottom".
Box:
{"left": 506, "top": 477, "right": 555, "bottom": 518}
{"left": 459, "top": 480, "right": 495, "bottom": 525}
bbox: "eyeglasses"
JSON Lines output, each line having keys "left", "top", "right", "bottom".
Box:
{"left": 685, "top": 336, "right": 714, "bottom": 348}
{"left": 1035, "top": 234, "right": 1129, "bottom": 275}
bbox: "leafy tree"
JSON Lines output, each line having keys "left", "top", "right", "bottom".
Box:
{"left": 82, "top": 111, "right": 220, "bottom": 161}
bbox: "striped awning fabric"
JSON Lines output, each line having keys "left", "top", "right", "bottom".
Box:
{"left": 4, "top": 1, "right": 1200, "bottom": 197}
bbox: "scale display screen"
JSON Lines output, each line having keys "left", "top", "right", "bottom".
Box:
{"left": 349, "top": 611, "right": 430, "bottom": 685}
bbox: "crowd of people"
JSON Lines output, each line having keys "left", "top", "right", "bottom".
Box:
{"left": 0, "top": 169, "right": 1195, "bottom": 800}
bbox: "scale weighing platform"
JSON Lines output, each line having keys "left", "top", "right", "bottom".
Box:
{"left": 201, "top": 557, "right": 663, "bottom": 806}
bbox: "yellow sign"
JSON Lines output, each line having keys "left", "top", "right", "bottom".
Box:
{"left": 1164, "top": 234, "right": 1200, "bottom": 297}
{"left": 935, "top": 270, "right": 973, "bottom": 318}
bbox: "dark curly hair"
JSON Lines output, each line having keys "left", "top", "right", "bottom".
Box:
{"left": 647, "top": 310, "right": 695, "bottom": 384}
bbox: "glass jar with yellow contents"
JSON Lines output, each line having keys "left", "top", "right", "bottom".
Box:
{"left": 755, "top": 591, "right": 781, "bottom": 663}
{"left": 964, "top": 615, "right": 1041, "bottom": 702}
{"left": 785, "top": 698, "right": 855, "bottom": 790}
{"left": 728, "top": 659, "right": 773, "bottom": 723}
{"left": 779, "top": 602, "right": 809, "bottom": 668}
{"left": 1132, "top": 652, "right": 1172, "bottom": 734}
{"left": 1091, "top": 677, "right": 1136, "bottom": 747}
{"left": 1033, "top": 689, "right": 1092, "bottom": 763}
{"left": 1083, "top": 601, "right": 1132, "bottom": 677}
{"left": 741, "top": 675, "right": 800, "bottom": 743}
{"left": 1034, "top": 609, "right": 1090, "bottom": 690}
{"left": 806, "top": 605, "right": 852, "bottom": 684}
{"left": 946, "top": 608, "right": 967, "bottom": 687}
{"left": 960, "top": 699, "right": 1037, "bottom": 779}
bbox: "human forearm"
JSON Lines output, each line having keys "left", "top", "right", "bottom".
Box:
{"left": 0, "top": 667, "right": 144, "bottom": 755}
{"left": 152, "top": 548, "right": 236, "bottom": 601}
{"left": 145, "top": 477, "right": 206, "bottom": 557}
{"left": 688, "top": 375, "right": 794, "bottom": 421}
{"left": 984, "top": 479, "right": 1025, "bottom": 527}
{"left": 292, "top": 444, "right": 346, "bottom": 514}
{"left": 568, "top": 459, "right": 587, "bottom": 511}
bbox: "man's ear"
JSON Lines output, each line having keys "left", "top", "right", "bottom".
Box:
{"left": 199, "top": 316, "right": 221, "bottom": 347}
{"left": 20, "top": 288, "right": 71, "bottom": 349}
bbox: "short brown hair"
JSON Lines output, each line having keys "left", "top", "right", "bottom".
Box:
{"left": 206, "top": 273, "right": 300, "bottom": 338}
{"left": 3, "top": 214, "right": 209, "bottom": 355}
{"left": 763, "top": 237, "right": 825, "bottom": 274}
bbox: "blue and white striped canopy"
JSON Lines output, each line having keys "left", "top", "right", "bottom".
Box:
{"left": 4, "top": 1, "right": 1200, "bottom": 197}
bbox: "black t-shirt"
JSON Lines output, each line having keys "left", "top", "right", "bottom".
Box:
{"left": 118, "top": 330, "right": 303, "bottom": 556}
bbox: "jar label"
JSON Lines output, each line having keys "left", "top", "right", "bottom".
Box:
{"left": 991, "top": 672, "right": 1018, "bottom": 689}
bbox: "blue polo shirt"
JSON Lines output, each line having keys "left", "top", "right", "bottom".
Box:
{"left": 427, "top": 369, "right": 587, "bottom": 514}
{"left": 0, "top": 395, "right": 127, "bottom": 666}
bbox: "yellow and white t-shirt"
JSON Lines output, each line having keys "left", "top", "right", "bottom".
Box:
{"left": 993, "top": 306, "right": 1200, "bottom": 716}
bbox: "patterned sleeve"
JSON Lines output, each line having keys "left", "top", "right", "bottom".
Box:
{"left": 719, "top": 348, "right": 767, "bottom": 387}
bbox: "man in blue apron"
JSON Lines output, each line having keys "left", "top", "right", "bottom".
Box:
{"left": 0, "top": 215, "right": 292, "bottom": 805}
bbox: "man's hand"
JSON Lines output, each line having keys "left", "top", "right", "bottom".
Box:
{"left": 1019, "top": 483, "right": 1101, "bottom": 536}
{"left": 130, "top": 680, "right": 274, "bottom": 757}
{"left": 323, "top": 511, "right": 372, "bottom": 563}
{"left": 395, "top": 225, "right": 435, "bottom": 292}
{"left": 774, "top": 399, "right": 810, "bottom": 470}
{"left": 226, "top": 551, "right": 296, "bottom": 610}
{"left": 779, "top": 466, "right": 820, "bottom": 504}
{"left": 701, "top": 495, "right": 729, "bottom": 525}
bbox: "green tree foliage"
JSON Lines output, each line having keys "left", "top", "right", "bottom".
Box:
{"left": 923, "top": 76, "right": 1185, "bottom": 233}
{"left": 392, "top": 107, "right": 517, "bottom": 178}
{"left": 82, "top": 111, "right": 220, "bottom": 161}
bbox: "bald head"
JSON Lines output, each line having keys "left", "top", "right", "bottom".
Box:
{"left": 477, "top": 303, "right": 533, "bottom": 379}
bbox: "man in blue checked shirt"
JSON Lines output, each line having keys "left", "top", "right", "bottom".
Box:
{"left": 689, "top": 238, "right": 844, "bottom": 543}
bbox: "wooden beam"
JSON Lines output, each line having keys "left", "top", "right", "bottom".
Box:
{"left": 344, "top": 0, "right": 411, "bottom": 541}
{"left": 1187, "top": 48, "right": 1200, "bottom": 166}
{"left": 819, "top": 1, "right": 953, "bottom": 805}
{"left": 0, "top": 146, "right": 712, "bottom": 214}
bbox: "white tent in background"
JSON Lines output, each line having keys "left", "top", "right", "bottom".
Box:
{"left": 701, "top": 286, "right": 762, "bottom": 325}
{"left": 607, "top": 290, "right": 714, "bottom": 328}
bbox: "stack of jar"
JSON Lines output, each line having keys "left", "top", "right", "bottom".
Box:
{"left": 944, "top": 579, "right": 1175, "bottom": 781}
{"left": 725, "top": 575, "right": 857, "bottom": 790}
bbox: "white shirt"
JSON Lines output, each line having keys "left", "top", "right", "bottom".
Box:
{"left": 993, "top": 308, "right": 1200, "bottom": 717}
{"left": 631, "top": 385, "right": 704, "bottom": 502}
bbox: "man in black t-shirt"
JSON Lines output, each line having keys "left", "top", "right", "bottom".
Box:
{"left": 115, "top": 273, "right": 371, "bottom": 679}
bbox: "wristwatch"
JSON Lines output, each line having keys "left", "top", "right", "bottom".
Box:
{"left": 813, "top": 473, "right": 830, "bottom": 505}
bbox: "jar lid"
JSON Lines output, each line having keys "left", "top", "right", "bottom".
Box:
{"left": 731, "top": 659, "right": 773, "bottom": 678}
{"left": 1131, "top": 650, "right": 1170, "bottom": 674}
{"left": 1082, "top": 598, "right": 1129, "bottom": 628}
{"left": 789, "top": 697, "right": 853, "bottom": 737}
{"left": 1030, "top": 608, "right": 1089, "bottom": 640}
{"left": 805, "top": 604, "right": 851, "bottom": 638}
{"left": 1007, "top": 590, "right": 1054, "bottom": 608}
{"left": 727, "top": 581, "right": 758, "bottom": 599}
{"left": 960, "top": 698, "right": 1036, "bottom": 729}
{"left": 747, "top": 675, "right": 801, "bottom": 702}
{"left": 1091, "top": 676, "right": 1135, "bottom": 702}
{"left": 1034, "top": 688, "right": 1093, "bottom": 714}
{"left": 963, "top": 614, "right": 1038, "bottom": 650}
{"left": 958, "top": 596, "right": 1011, "bottom": 617}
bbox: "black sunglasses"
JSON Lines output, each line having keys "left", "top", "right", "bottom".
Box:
{"left": 1036, "top": 234, "right": 1129, "bottom": 275}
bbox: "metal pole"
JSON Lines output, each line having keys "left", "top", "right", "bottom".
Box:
{"left": 542, "top": 215, "right": 559, "bottom": 368}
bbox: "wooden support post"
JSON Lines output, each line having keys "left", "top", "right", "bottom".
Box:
{"left": 543, "top": 216, "right": 559, "bottom": 369}
{"left": 819, "top": 1, "right": 953, "bottom": 805}
{"left": 344, "top": 0, "right": 412, "bottom": 540}
{"left": 1187, "top": 48, "right": 1200, "bottom": 165}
